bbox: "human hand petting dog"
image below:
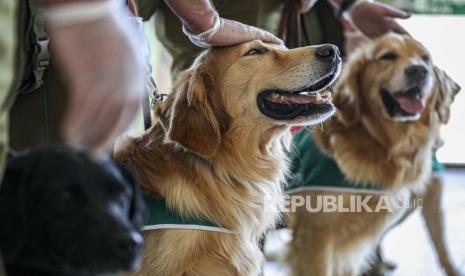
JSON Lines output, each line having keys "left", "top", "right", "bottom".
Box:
{"left": 165, "top": 0, "right": 284, "bottom": 47}
{"left": 186, "top": 17, "right": 284, "bottom": 48}
{"left": 349, "top": 0, "right": 410, "bottom": 38}
{"left": 44, "top": 0, "right": 146, "bottom": 152}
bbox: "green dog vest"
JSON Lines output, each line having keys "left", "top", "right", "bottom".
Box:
{"left": 142, "top": 194, "right": 235, "bottom": 234}
{"left": 286, "top": 129, "right": 443, "bottom": 194}
{"left": 142, "top": 129, "right": 443, "bottom": 232}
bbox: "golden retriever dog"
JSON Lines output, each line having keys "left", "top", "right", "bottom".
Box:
{"left": 286, "top": 34, "right": 460, "bottom": 276}
{"left": 115, "top": 41, "right": 341, "bottom": 275}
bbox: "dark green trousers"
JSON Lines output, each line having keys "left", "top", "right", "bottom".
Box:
{"left": 9, "top": 64, "right": 68, "bottom": 151}
{"left": 8, "top": 0, "right": 69, "bottom": 151}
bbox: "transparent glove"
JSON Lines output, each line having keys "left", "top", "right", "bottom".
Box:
{"left": 46, "top": 0, "right": 146, "bottom": 152}
{"left": 349, "top": 0, "right": 410, "bottom": 38}
{"left": 182, "top": 12, "right": 283, "bottom": 48}
{"left": 129, "top": 16, "right": 157, "bottom": 97}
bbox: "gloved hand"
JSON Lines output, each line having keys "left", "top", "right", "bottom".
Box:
{"left": 349, "top": 0, "right": 410, "bottom": 38}
{"left": 183, "top": 12, "right": 284, "bottom": 48}
{"left": 164, "top": 0, "right": 283, "bottom": 47}
{"left": 45, "top": 0, "right": 146, "bottom": 152}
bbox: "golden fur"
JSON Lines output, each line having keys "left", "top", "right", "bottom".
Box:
{"left": 115, "top": 41, "right": 340, "bottom": 275}
{"left": 287, "top": 34, "right": 461, "bottom": 276}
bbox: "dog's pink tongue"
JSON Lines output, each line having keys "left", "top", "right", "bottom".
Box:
{"left": 394, "top": 95, "right": 424, "bottom": 114}
{"left": 286, "top": 94, "right": 316, "bottom": 104}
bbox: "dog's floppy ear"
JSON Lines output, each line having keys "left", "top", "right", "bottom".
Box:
{"left": 157, "top": 60, "right": 229, "bottom": 159}
{"left": 433, "top": 66, "right": 461, "bottom": 124}
{"left": 333, "top": 50, "right": 367, "bottom": 127}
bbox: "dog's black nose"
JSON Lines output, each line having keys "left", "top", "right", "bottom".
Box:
{"left": 113, "top": 232, "right": 143, "bottom": 258}
{"left": 405, "top": 65, "right": 428, "bottom": 81}
{"left": 315, "top": 44, "right": 340, "bottom": 63}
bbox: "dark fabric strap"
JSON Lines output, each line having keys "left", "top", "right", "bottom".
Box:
{"left": 278, "top": 0, "right": 311, "bottom": 49}
{"left": 142, "top": 94, "right": 152, "bottom": 130}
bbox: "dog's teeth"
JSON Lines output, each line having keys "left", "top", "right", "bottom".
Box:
{"left": 316, "top": 92, "right": 322, "bottom": 102}
{"left": 321, "top": 91, "right": 331, "bottom": 98}
{"left": 271, "top": 92, "right": 280, "bottom": 99}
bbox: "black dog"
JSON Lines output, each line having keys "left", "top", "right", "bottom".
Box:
{"left": 0, "top": 145, "right": 145, "bottom": 276}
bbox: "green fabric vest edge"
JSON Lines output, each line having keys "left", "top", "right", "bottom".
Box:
{"left": 142, "top": 193, "right": 235, "bottom": 234}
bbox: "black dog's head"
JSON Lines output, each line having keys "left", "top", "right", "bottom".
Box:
{"left": 0, "top": 145, "right": 145, "bottom": 275}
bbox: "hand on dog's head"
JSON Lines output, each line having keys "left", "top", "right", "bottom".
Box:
{"left": 0, "top": 145, "right": 145, "bottom": 275}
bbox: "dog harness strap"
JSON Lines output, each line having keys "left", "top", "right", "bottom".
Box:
{"left": 277, "top": 0, "right": 312, "bottom": 49}
{"left": 142, "top": 193, "right": 235, "bottom": 234}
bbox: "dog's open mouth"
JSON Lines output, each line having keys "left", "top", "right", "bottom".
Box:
{"left": 257, "top": 69, "right": 338, "bottom": 120}
{"left": 381, "top": 86, "right": 425, "bottom": 118}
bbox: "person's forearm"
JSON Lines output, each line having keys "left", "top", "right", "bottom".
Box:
{"left": 164, "top": 0, "right": 217, "bottom": 34}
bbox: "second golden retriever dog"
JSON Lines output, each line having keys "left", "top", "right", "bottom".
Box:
{"left": 286, "top": 34, "right": 460, "bottom": 276}
{"left": 115, "top": 41, "right": 341, "bottom": 275}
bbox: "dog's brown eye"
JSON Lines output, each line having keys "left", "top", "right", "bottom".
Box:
{"left": 380, "top": 52, "right": 398, "bottom": 60}
{"left": 422, "top": 55, "right": 430, "bottom": 62}
{"left": 244, "top": 48, "right": 266, "bottom": 56}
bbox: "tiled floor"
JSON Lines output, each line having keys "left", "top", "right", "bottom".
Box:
{"left": 264, "top": 168, "right": 465, "bottom": 276}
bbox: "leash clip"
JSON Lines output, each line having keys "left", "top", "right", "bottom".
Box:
{"left": 150, "top": 88, "right": 167, "bottom": 113}
{"left": 35, "top": 39, "right": 50, "bottom": 71}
